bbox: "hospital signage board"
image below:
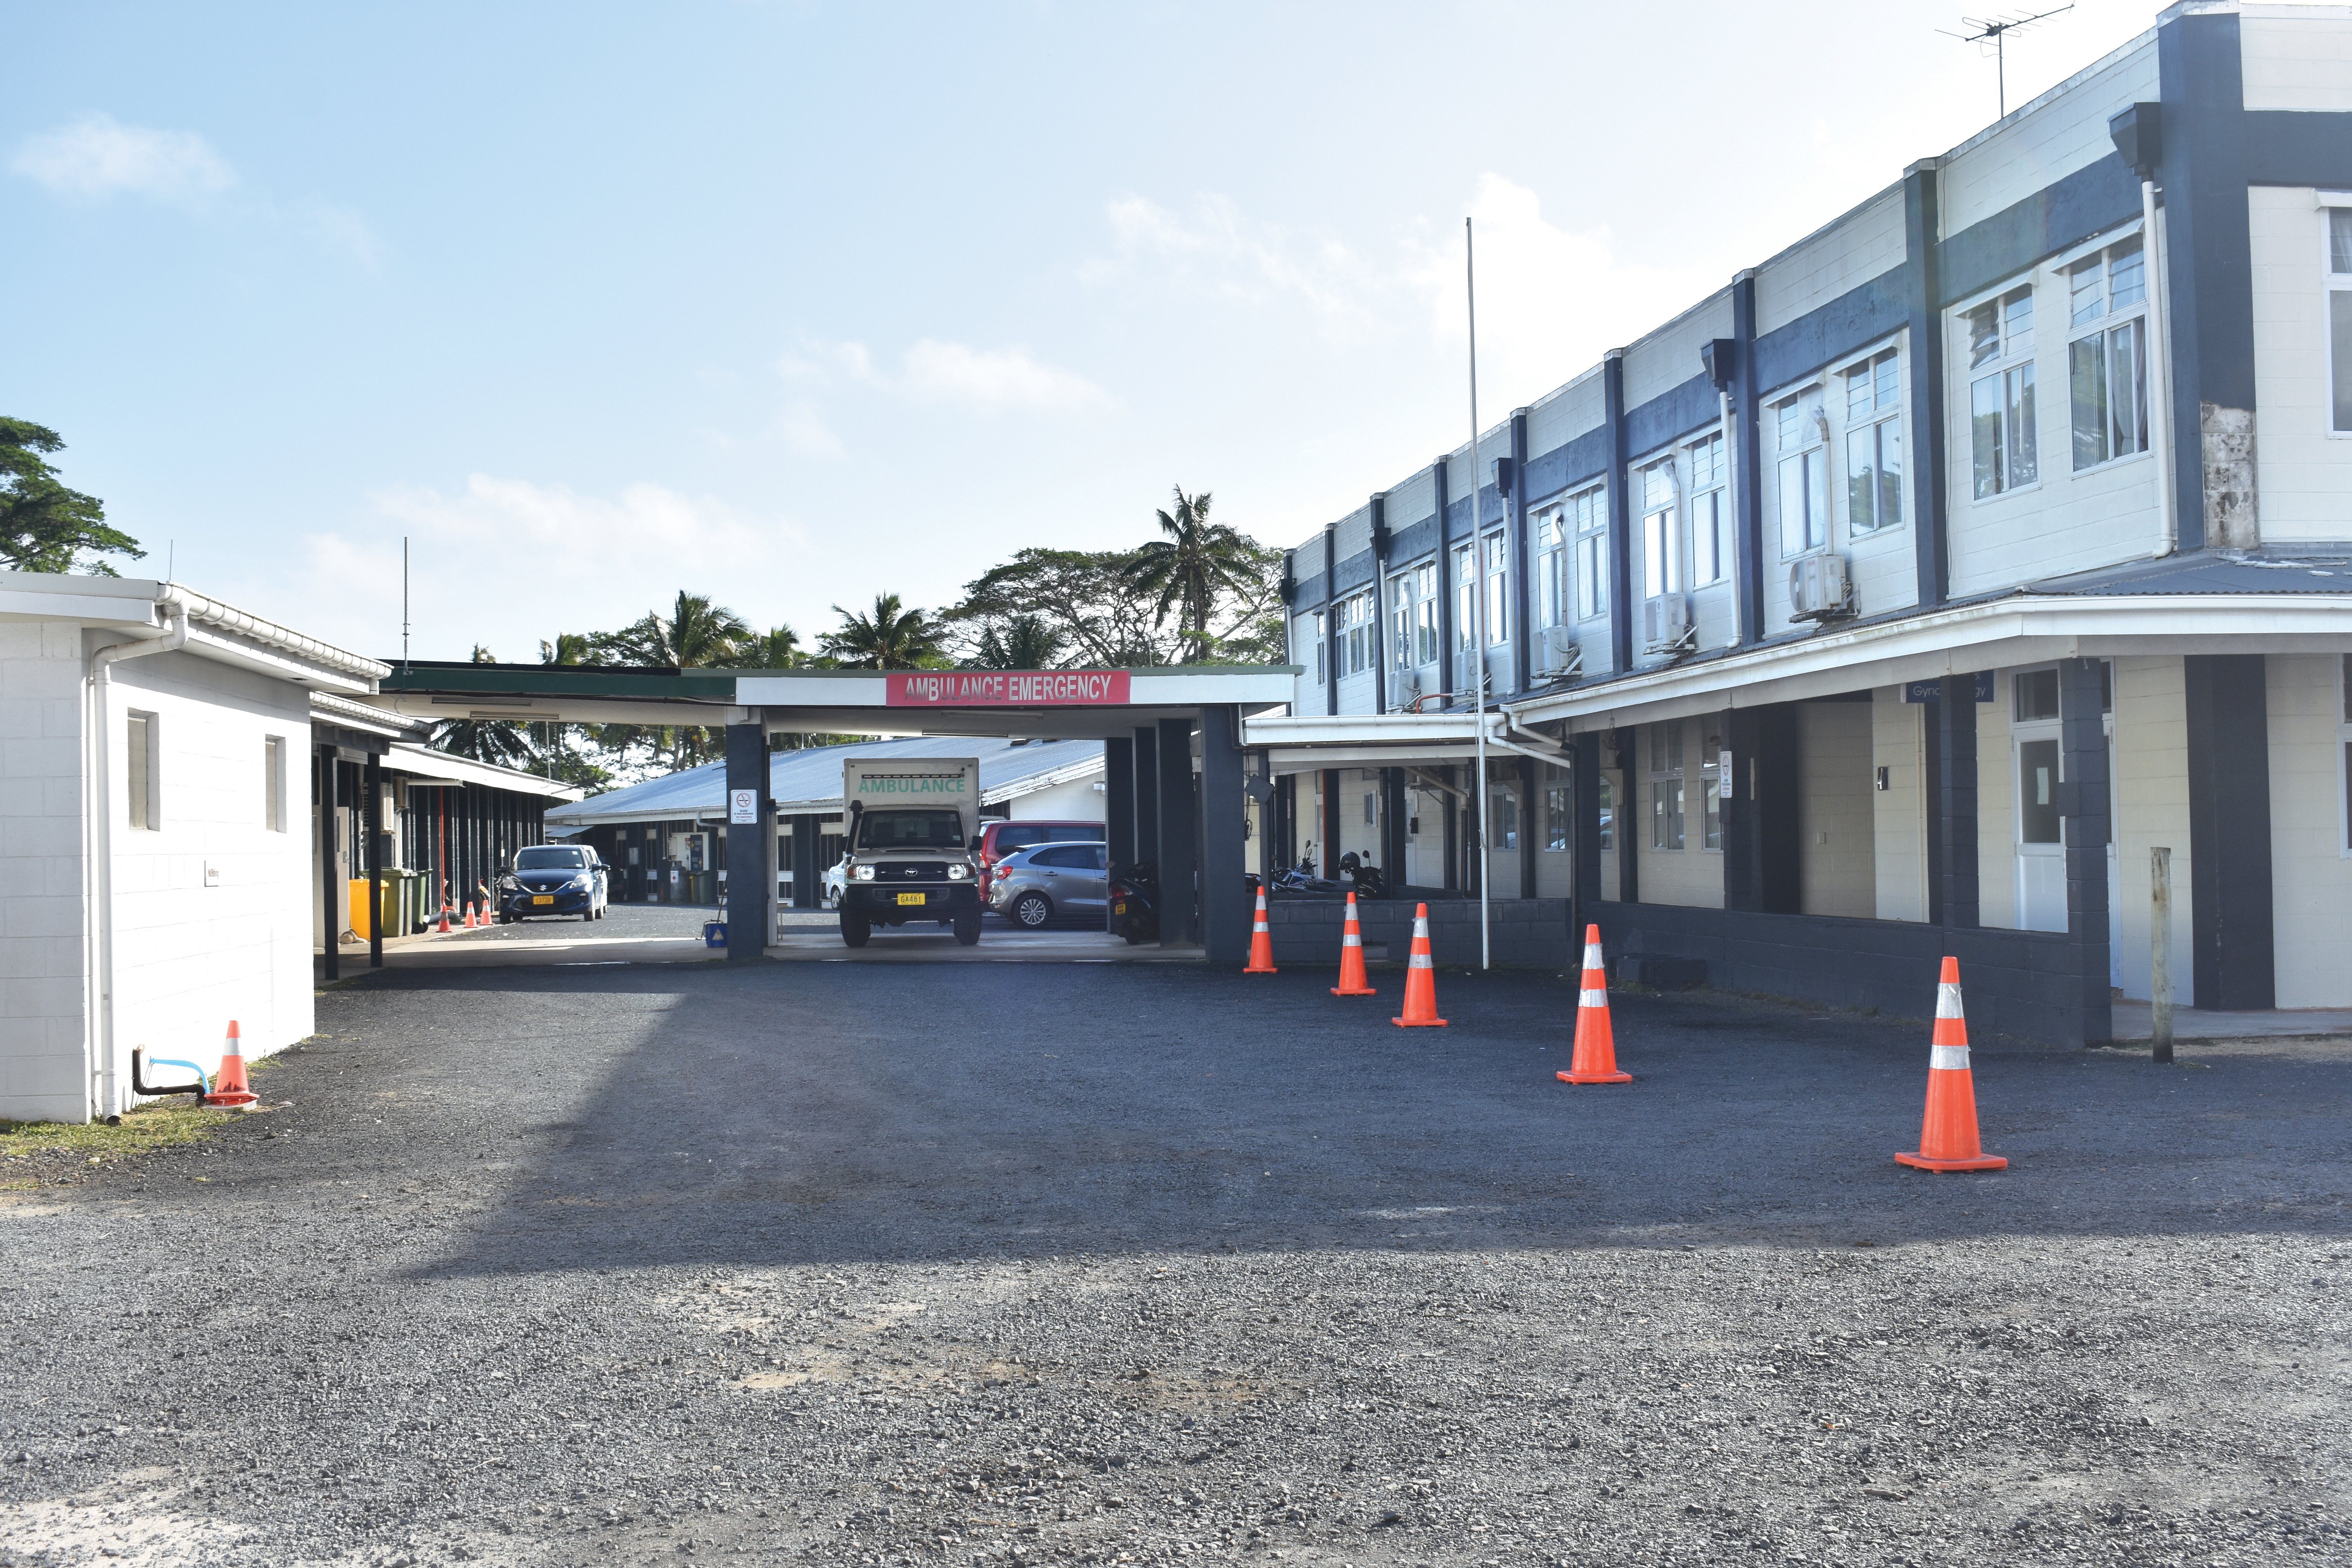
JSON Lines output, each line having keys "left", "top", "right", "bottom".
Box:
{"left": 886, "top": 670, "right": 1132, "bottom": 707}
{"left": 1900, "top": 672, "right": 1996, "bottom": 704}
{"left": 728, "top": 788, "right": 759, "bottom": 824}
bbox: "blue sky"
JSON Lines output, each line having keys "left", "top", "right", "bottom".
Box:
{"left": 5, "top": 0, "right": 2182, "bottom": 661}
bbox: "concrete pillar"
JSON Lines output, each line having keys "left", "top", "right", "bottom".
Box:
{"left": 1133, "top": 726, "right": 1160, "bottom": 875}
{"left": 1104, "top": 736, "right": 1135, "bottom": 933}
{"left": 1155, "top": 717, "right": 1197, "bottom": 946}
{"left": 1198, "top": 706, "right": 1247, "bottom": 964}
{"left": 2060, "top": 658, "right": 2113, "bottom": 1042}
{"left": 723, "top": 722, "right": 768, "bottom": 960}
{"left": 2184, "top": 653, "right": 2275, "bottom": 1009}
{"left": 318, "top": 745, "right": 339, "bottom": 980}
{"left": 791, "top": 815, "right": 819, "bottom": 910}
{"left": 1934, "top": 684, "right": 1981, "bottom": 930}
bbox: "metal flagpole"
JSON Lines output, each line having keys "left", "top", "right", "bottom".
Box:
{"left": 1466, "top": 216, "right": 1490, "bottom": 971}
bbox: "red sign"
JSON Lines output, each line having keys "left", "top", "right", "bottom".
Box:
{"left": 886, "top": 670, "right": 1132, "bottom": 707}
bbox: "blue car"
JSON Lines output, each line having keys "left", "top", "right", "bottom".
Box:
{"left": 497, "top": 844, "right": 609, "bottom": 922}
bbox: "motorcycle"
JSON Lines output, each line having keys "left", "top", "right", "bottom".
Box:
{"left": 1109, "top": 860, "right": 1160, "bottom": 945}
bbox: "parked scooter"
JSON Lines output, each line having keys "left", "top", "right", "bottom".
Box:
{"left": 1110, "top": 861, "right": 1160, "bottom": 944}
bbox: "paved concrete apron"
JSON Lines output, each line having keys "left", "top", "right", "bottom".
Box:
{"left": 2, "top": 962, "right": 2346, "bottom": 1566}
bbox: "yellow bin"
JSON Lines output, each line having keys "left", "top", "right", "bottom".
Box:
{"left": 346, "top": 878, "right": 373, "bottom": 941}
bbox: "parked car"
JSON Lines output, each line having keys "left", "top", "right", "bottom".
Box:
{"left": 976, "top": 818, "right": 1104, "bottom": 900}
{"left": 822, "top": 856, "right": 847, "bottom": 906}
{"left": 497, "top": 844, "right": 608, "bottom": 922}
{"left": 986, "top": 841, "right": 1109, "bottom": 929}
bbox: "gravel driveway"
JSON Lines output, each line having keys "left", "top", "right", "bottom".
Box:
{"left": 2, "top": 959, "right": 2346, "bottom": 1567}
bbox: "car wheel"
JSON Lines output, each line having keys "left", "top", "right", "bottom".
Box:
{"left": 1011, "top": 891, "right": 1053, "bottom": 929}
{"left": 840, "top": 907, "right": 871, "bottom": 948}
{"left": 954, "top": 910, "right": 982, "bottom": 946}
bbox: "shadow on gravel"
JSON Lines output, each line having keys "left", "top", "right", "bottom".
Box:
{"left": 380, "top": 960, "right": 2352, "bottom": 1279}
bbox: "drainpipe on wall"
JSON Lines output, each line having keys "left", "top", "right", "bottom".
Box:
{"left": 2143, "top": 179, "right": 2178, "bottom": 559}
{"left": 83, "top": 602, "right": 190, "bottom": 1122}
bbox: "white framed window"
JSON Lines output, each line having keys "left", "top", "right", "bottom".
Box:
{"left": 1535, "top": 505, "right": 1569, "bottom": 628}
{"left": 265, "top": 735, "right": 286, "bottom": 832}
{"left": 1686, "top": 432, "right": 1728, "bottom": 584}
{"left": 1414, "top": 561, "right": 1438, "bottom": 663}
{"left": 2327, "top": 207, "right": 2352, "bottom": 435}
{"left": 1775, "top": 388, "right": 1829, "bottom": 554}
{"left": 1544, "top": 766, "right": 1570, "bottom": 852}
{"left": 1338, "top": 590, "right": 1373, "bottom": 676}
{"left": 1641, "top": 459, "right": 1681, "bottom": 599}
{"left": 1648, "top": 720, "right": 1685, "bottom": 852}
{"left": 1388, "top": 572, "right": 1413, "bottom": 669}
{"left": 2068, "top": 237, "right": 2149, "bottom": 470}
{"left": 1842, "top": 349, "right": 1905, "bottom": 531}
{"left": 1491, "top": 786, "right": 1519, "bottom": 851}
{"left": 1964, "top": 283, "right": 2039, "bottom": 497}
{"left": 1569, "top": 485, "right": 1607, "bottom": 621}
{"left": 1310, "top": 610, "right": 1326, "bottom": 684}
{"left": 125, "top": 711, "right": 160, "bottom": 830}
{"left": 1483, "top": 531, "right": 1509, "bottom": 646}
{"left": 2339, "top": 655, "right": 2352, "bottom": 852}
{"left": 1452, "top": 541, "right": 1477, "bottom": 651}
{"left": 1597, "top": 775, "right": 1613, "bottom": 851}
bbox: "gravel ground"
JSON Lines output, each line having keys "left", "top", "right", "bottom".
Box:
{"left": 2, "top": 958, "right": 2347, "bottom": 1568}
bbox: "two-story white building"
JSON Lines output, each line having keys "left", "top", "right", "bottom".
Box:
{"left": 1254, "top": 2, "right": 2352, "bottom": 1044}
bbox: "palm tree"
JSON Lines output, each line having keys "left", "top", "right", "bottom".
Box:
{"left": 606, "top": 591, "right": 753, "bottom": 668}
{"left": 820, "top": 593, "right": 944, "bottom": 669}
{"left": 539, "top": 632, "right": 592, "bottom": 666}
{"left": 740, "top": 624, "right": 804, "bottom": 669}
{"left": 1122, "top": 486, "right": 1256, "bottom": 662}
{"left": 972, "top": 614, "right": 1063, "bottom": 670}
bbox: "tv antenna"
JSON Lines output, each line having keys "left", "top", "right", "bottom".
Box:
{"left": 1943, "top": 6, "right": 2073, "bottom": 120}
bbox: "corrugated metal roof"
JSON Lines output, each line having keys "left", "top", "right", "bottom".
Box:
{"left": 544, "top": 735, "right": 1103, "bottom": 824}
{"left": 2027, "top": 549, "right": 2352, "bottom": 597}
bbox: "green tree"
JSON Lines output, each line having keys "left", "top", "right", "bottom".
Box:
{"left": 819, "top": 592, "right": 945, "bottom": 669}
{"left": 940, "top": 547, "right": 1174, "bottom": 668}
{"left": 739, "top": 624, "right": 804, "bottom": 669}
{"left": 971, "top": 614, "right": 1064, "bottom": 670}
{"left": 0, "top": 418, "right": 142, "bottom": 575}
{"left": 602, "top": 591, "right": 752, "bottom": 669}
{"left": 428, "top": 646, "right": 539, "bottom": 769}
{"left": 1122, "top": 486, "right": 1257, "bottom": 662}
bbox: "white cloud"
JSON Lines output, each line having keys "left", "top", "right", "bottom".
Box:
{"left": 1085, "top": 193, "right": 1386, "bottom": 341}
{"left": 777, "top": 337, "right": 1105, "bottom": 416}
{"left": 774, "top": 401, "right": 846, "bottom": 459}
{"left": 270, "top": 475, "right": 809, "bottom": 660}
{"left": 10, "top": 114, "right": 234, "bottom": 204}
{"left": 309, "top": 204, "right": 380, "bottom": 268}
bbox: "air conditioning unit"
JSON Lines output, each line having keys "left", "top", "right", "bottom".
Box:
{"left": 1643, "top": 594, "right": 1696, "bottom": 655}
{"left": 1388, "top": 668, "right": 1421, "bottom": 710}
{"left": 1788, "top": 553, "right": 1855, "bottom": 622}
{"left": 1536, "top": 624, "right": 1584, "bottom": 680}
{"left": 1454, "top": 650, "right": 1491, "bottom": 702}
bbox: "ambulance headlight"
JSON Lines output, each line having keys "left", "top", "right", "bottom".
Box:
{"left": 852, "top": 864, "right": 877, "bottom": 882}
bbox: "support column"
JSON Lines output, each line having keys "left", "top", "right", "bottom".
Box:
{"left": 1507, "top": 409, "right": 1532, "bottom": 696}
{"left": 1517, "top": 755, "right": 1539, "bottom": 900}
{"left": 791, "top": 815, "right": 819, "bottom": 909}
{"left": 1936, "top": 684, "right": 1981, "bottom": 930}
{"left": 1320, "top": 767, "right": 1341, "bottom": 878}
{"left": 1369, "top": 494, "right": 1390, "bottom": 715}
{"left": 1431, "top": 457, "right": 1456, "bottom": 704}
{"left": 318, "top": 746, "right": 339, "bottom": 981}
{"left": 1155, "top": 717, "right": 1198, "bottom": 946}
{"left": 1604, "top": 350, "right": 1632, "bottom": 675}
{"left": 1730, "top": 272, "right": 1766, "bottom": 644}
{"left": 1133, "top": 725, "right": 1160, "bottom": 877}
{"left": 1571, "top": 735, "right": 1603, "bottom": 934}
{"left": 1104, "top": 735, "right": 1136, "bottom": 933}
{"left": 1902, "top": 163, "right": 1951, "bottom": 608}
{"left": 1198, "top": 706, "right": 1247, "bottom": 964}
{"left": 1613, "top": 729, "right": 1639, "bottom": 905}
{"left": 1321, "top": 526, "right": 1338, "bottom": 717}
{"left": 2184, "top": 654, "right": 2275, "bottom": 1009}
{"left": 2060, "top": 658, "right": 2114, "bottom": 1042}
{"left": 723, "top": 721, "right": 768, "bottom": 960}
{"left": 1381, "top": 768, "right": 1409, "bottom": 889}
{"left": 1441, "top": 764, "right": 1460, "bottom": 891}
{"left": 364, "top": 755, "right": 384, "bottom": 968}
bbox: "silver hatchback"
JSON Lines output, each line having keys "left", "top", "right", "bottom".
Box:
{"left": 986, "top": 841, "right": 1109, "bottom": 929}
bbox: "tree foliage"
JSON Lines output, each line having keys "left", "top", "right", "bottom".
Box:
{"left": 819, "top": 592, "right": 945, "bottom": 670}
{"left": 0, "top": 418, "right": 142, "bottom": 575}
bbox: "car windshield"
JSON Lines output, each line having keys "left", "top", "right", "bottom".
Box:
{"left": 515, "top": 847, "right": 588, "bottom": 871}
{"left": 857, "top": 809, "right": 965, "bottom": 850}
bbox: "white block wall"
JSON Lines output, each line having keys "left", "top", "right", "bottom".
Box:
{"left": 1798, "top": 702, "right": 1875, "bottom": 918}
{"left": 2266, "top": 653, "right": 2352, "bottom": 1009}
{"left": 1623, "top": 294, "right": 1735, "bottom": 410}
{"left": 2111, "top": 655, "right": 2194, "bottom": 1005}
{"left": 1938, "top": 37, "right": 2158, "bottom": 236}
{"left": 1756, "top": 187, "right": 1906, "bottom": 336}
{"left": 105, "top": 649, "right": 316, "bottom": 1102}
{"left": 1871, "top": 690, "right": 1928, "bottom": 923}
{"left": 2249, "top": 186, "right": 2352, "bottom": 542}
{"left": 1006, "top": 775, "right": 1105, "bottom": 822}
{"left": 2242, "top": 6, "right": 2352, "bottom": 112}
{"left": 0, "top": 621, "right": 91, "bottom": 1123}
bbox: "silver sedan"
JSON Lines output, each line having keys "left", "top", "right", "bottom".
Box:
{"left": 985, "top": 842, "right": 1109, "bottom": 929}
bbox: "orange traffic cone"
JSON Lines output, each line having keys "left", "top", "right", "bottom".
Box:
{"left": 1242, "top": 886, "right": 1278, "bottom": 974}
{"left": 207, "top": 1020, "right": 258, "bottom": 1108}
{"left": 1896, "top": 958, "right": 2007, "bottom": 1172}
{"left": 1330, "top": 891, "right": 1377, "bottom": 996}
{"left": 437, "top": 888, "right": 452, "bottom": 934}
{"left": 1557, "top": 924, "right": 1632, "bottom": 1084}
{"left": 1391, "top": 903, "right": 1446, "bottom": 1027}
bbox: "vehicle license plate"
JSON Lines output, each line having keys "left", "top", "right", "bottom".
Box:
{"left": 897, "top": 892, "right": 926, "bottom": 906}
{"left": 1114, "top": 902, "right": 1126, "bottom": 914}
{"left": 532, "top": 895, "right": 554, "bottom": 906}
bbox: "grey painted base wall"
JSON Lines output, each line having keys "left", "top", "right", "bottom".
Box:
{"left": 1261, "top": 896, "right": 2098, "bottom": 1047}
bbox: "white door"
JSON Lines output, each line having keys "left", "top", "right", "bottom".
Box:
{"left": 2014, "top": 726, "right": 2067, "bottom": 932}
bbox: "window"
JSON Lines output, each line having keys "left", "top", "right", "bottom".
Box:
{"left": 125, "top": 711, "right": 156, "bottom": 830}
{"left": 2018, "top": 739, "right": 2062, "bottom": 844}
{"left": 1965, "top": 285, "right": 2038, "bottom": 497}
{"left": 1776, "top": 389, "right": 1829, "bottom": 554}
{"left": 1702, "top": 776, "right": 1722, "bottom": 851}
{"left": 2014, "top": 668, "right": 2060, "bottom": 721}
{"left": 1492, "top": 787, "right": 1519, "bottom": 851}
{"left": 1484, "top": 532, "right": 1509, "bottom": 645}
{"left": 2332, "top": 210, "right": 2352, "bottom": 432}
{"left": 1535, "top": 507, "right": 1569, "bottom": 627}
{"left": 1687, "top": 432, "right": 1728, "bottom": 584}
{"left": 1364, "top": 786, "right": 1378, "bottom": 827}
{"left": 2340, "top": 655, "right": 2352, "bottom": 849}
{"left": 1311, "top": 611, "right": 1326, "bottom": 684}
{"left": 264, "top": 735, "right": 285, "bottom": 832}
{"left": 1597, "top": 775, "right": 1614, "bottom": 851}
{"left": 1544, "top": 771, "right": 1570, "bottom": 852}
{"left": 1641, "top": 460, "right": 1681, "bottom": 599}
{"left": 1389, "top": 572, "right": 1413, "bottom": 669}
{"left": 1570, "top": 486, "right": 1607, "bottom": 620}
{"left": 1648, "top": 721, "right": 1685, "bottom": 851}
{"left": 2068, "top": 238, "right": 2149, "bottom": 470}
{"left": 1843, "top": 350, "right": 1904, "bottom": 531}
{"left": 1414, "top": 562, "right": 1438, "bottom": 663}
{"left": 1453, "top": 542, "right": 1477, "bottom": 650}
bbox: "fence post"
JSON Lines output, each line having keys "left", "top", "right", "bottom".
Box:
{"left": 2151, "top": 846, "right": 2174, "bottom": 1064}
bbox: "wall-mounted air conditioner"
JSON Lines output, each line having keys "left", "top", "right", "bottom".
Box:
{"left": 1788, "top": 553, "right": 1855, "bottom": 622}
{"left": 1453, "top": 650, "right": 1492, "bottom": 702}
{"left": 1388, "top": 668, "right": 1422, "bottom": 710}
{"left": 1643, "top": 594, "right": 1697, "bottom": 655}
{"left": 1536, "top": 624, "right": 1583, "bottom": 679}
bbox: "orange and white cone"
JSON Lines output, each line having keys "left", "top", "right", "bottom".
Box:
{"left": 1895, "top": 957, "right": 2007, "bottom": 1172}
{"left": 207, "top": 1020, "right": 258, "bottom": 1108}
{"left": 1557, "top": 924, "right": 1632, "bottom": 1084}
{"left": 1330, "top": 891, "right": 1377, "bottom": 996}
{"left": 1390, "top": 903, "right": 1446, "bottom": 1027}
{"left": 1243, "top": 886, "right": 1278, "bottom": 974}
{"left": 436, "top": 887, "right": 452, "bottom": 934}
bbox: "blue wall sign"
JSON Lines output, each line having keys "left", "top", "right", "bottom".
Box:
{"left": 1901, "top": 672, "right": 1996, "bottom": 704}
